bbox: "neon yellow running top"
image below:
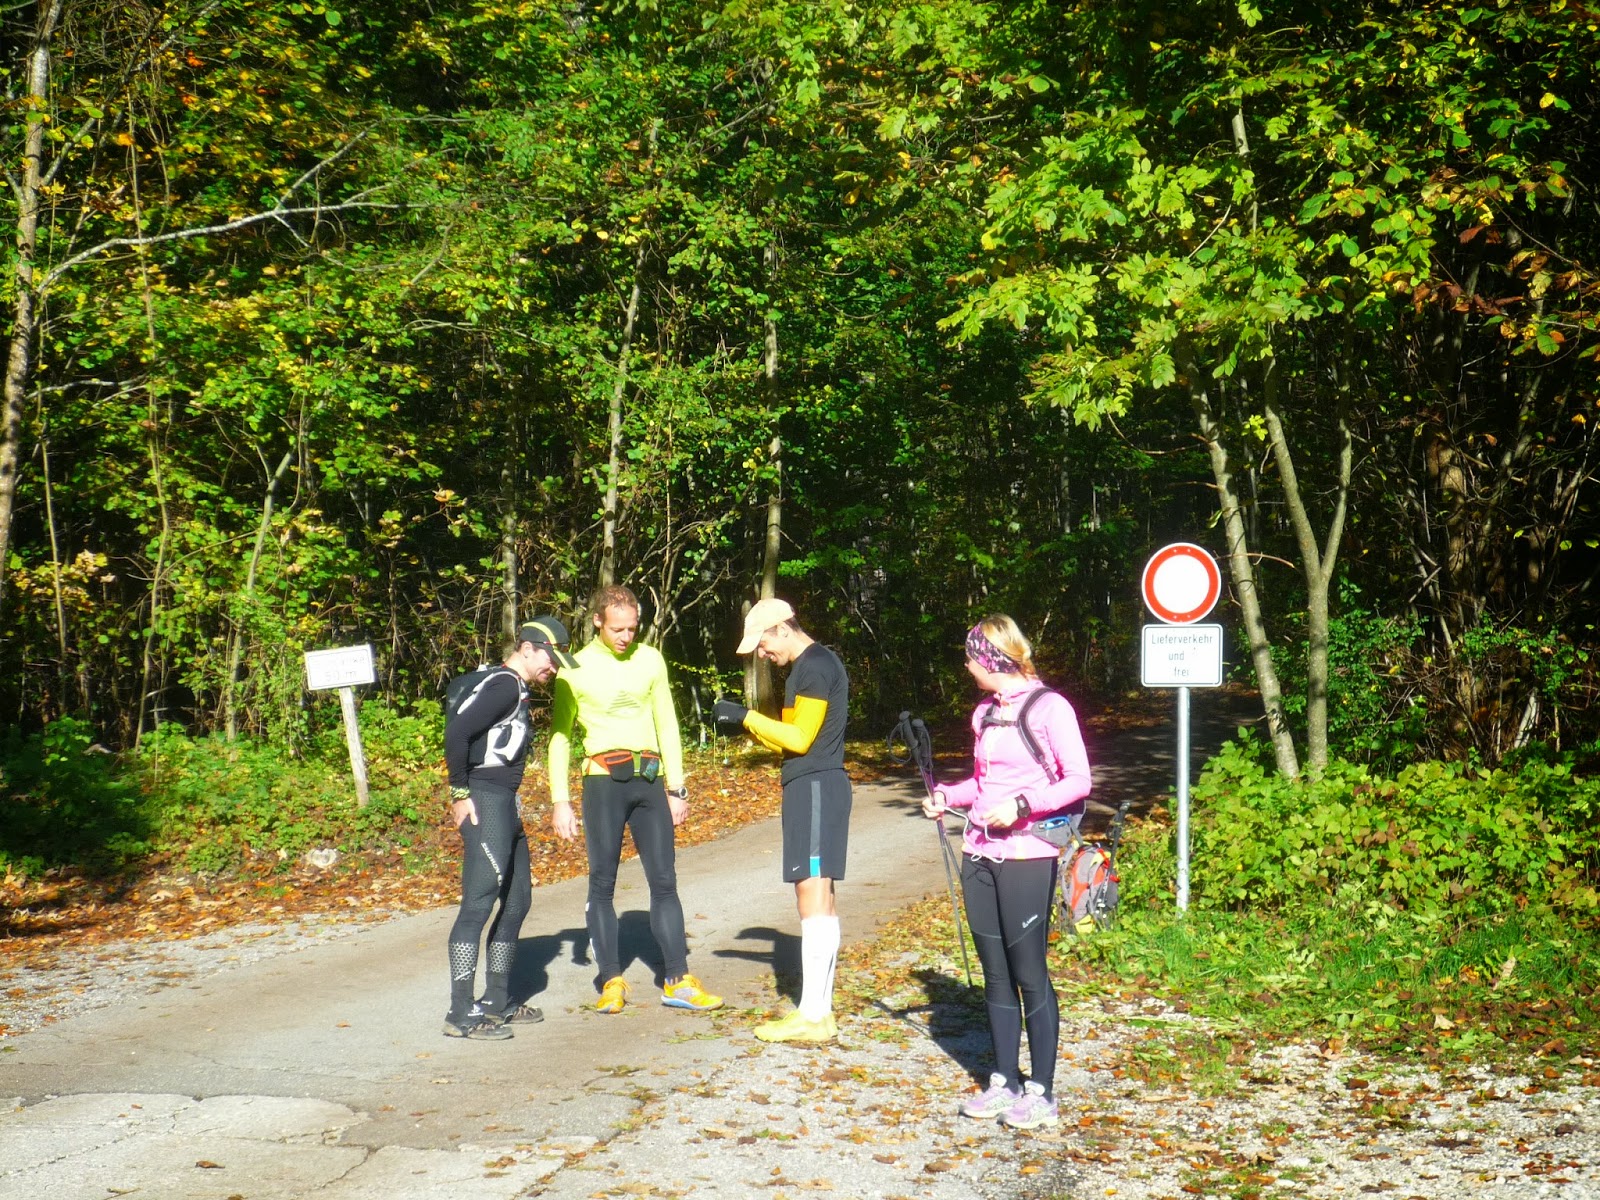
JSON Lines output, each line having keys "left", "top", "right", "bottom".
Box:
{"left": 548, "top": 638, "right": 685, "bottom": 805}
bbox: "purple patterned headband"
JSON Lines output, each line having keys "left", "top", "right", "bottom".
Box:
{"left": 965, "top": 624, "right": 1020, "bottom": 674}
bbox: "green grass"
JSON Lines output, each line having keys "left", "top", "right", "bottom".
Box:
{"left": 1053, "top": 900, "right": 1600, "bottom": 1063}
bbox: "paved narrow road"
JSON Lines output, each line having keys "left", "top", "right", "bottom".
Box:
{"left": 1, "top": 692, "right": 1252, "bottom": 1199}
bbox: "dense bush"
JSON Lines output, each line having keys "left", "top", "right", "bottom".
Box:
{"left": 1181, "top": 736, "right": 1600, "bottom": 919}
{"left": 1, "top": 703, "right": 446, "bottom": 879}
{"left": 1073, "top": 753, "right": 1600, "bottom": 1053}
{"left": 139, "top": 699, "right": 442, "bottom": 874}
{"left": 0, "top": 717, "right": 152, "bottom": 876}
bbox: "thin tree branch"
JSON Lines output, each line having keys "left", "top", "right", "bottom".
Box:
{"left": 38, "top": 200, "right": 410, "bottom": 289}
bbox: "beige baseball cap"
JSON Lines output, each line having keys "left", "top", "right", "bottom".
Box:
{"left": 736, "top": 597, "right": 795, "bottom": 654}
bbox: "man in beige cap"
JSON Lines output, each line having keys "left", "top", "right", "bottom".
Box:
{"left": 714, "top": 598, "right": 852, "bottom": 1043}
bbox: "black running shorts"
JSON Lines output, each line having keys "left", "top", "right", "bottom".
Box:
{"left": 781, "top": 768, "right": 852, "bottom": 882}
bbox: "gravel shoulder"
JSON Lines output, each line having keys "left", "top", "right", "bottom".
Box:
{"left": 532, "top": 944, "right": 1600, "bottom": 1200}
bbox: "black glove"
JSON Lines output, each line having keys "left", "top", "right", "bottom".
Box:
{"left": 712, "top": 698, "right": 749, "bottom": 728}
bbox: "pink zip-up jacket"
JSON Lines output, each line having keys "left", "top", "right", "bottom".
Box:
{"left": 939, "top": 679, "right": 1092, "bottom": 861}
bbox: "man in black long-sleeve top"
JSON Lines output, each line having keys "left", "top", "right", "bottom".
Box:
{"left": 441, "top": 615, "right": 577, "bottom": 1039}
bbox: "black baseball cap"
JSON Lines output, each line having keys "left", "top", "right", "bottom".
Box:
{"left": 517, "top": 615, "right": 578, "bottom": 669}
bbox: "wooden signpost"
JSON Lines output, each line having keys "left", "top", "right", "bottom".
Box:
{"left": 304, "top": 644, "right": 376, "bottom": 808}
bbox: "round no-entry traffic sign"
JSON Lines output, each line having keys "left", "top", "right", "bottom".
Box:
{"left": 1142, "top": 543, "right": 1221, "bottom": 624}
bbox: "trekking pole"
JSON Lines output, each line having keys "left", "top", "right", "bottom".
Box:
{"left": 888, "top": 711, "right": 973, "bottom": 988}
{"left": 1106, "top": 795, "right": 1135, "bottom": 863}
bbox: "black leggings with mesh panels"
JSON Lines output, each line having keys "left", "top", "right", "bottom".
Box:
{"left": 447, "top": 783, "right": 532, "bottom": 1015}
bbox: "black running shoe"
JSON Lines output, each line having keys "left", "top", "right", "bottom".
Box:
{"left": 442, "top": 1011, "right": 513, "bottom": 1040}
{"left": 493, "top": 1002, "right": 544, "bottom": 1024}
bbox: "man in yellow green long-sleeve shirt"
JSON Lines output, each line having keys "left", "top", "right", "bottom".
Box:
{"left": 549, "top": 585, "right": 722, "bottom": 1015}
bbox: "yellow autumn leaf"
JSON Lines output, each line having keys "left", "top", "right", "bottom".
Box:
{"left": 1540, "top": 92, "right": 1557, "bottom": 108}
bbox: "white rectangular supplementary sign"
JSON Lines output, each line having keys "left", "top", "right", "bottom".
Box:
{"left": 1140, "top": 624, "right": 1224, "bottom": 689}
{"left": 304, "top": 644, "right": 376, "bottom": 691}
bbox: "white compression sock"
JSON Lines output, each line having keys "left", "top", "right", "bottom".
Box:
{"left": 798, "top": 915, "right": 841, "bottom": 1021}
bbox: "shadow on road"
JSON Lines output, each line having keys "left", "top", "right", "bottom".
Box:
{"left": 510, "top": 923, "right": 589, "bottom": 1003}
{"left": 863, "top": 968, "right": 991, "bottom": 1086}
{"left": 509, "top": 912, "right": 682, "bottom": 999}
{"left": 713, "top": 927, "right": 803, "bottom": 1002}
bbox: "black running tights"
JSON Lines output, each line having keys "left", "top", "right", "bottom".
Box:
{"left": 961, "top": 854, "right": 1060, "bottom": 1096}
{"left": 447, "top": 783, "right": 531, "bottom": 1015}
{"left": 582, "top": 774, "right": 688, "bottom": 982}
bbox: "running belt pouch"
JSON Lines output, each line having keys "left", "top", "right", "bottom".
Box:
{"left": 639, "top": 754, "right": 660, "bottom": 782}
{"left": 1033, "top": 815, "right": 1079, "bottom": 849}
{"left": 593, "top": 750, "right": 635, "bottom": 782}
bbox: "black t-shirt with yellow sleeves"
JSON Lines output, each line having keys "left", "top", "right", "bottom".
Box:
{"left": 744, "top": 642, "right": 850, "bottom": 784}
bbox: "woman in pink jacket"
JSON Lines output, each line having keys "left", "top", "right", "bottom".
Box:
{"left": 922, "top": 614, "right": 1092, "bottom": 1130}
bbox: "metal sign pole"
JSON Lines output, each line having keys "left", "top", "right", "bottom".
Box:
{"left": 1140, "top": 543, "right": 1221, "bottom": 917}
{"left": 338, "top": 685, "right": 371, "bottom": 809}
{"left": 1175, "top": 684, "right": 1190, "bottom": 912}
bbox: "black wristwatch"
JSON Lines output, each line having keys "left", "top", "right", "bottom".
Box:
{"left": 666, "top": 786, "right": 688, "bottom": 801}
{"left": 1013, "top": 795, "right": 1032, "bottom": 824}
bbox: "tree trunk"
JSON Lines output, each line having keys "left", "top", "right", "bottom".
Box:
{"left": 745, "top": 243, "right": 780, "bottom": 714}
{"left": 223, "top": 446, "right": 294, "bottom": 741}
{"left": 1183, "top": 347, "right": 1300, "bottom": 777}
{"left": 131, "top": 101, "right": 172, "bottom": 745}
{"left": 0, "top": 0, "right": 66, "bottom": 609}
{"left": 500, "top": 458, "right": 519, "bottom": 647}
{"left": 1260, "top": 352, "right": 1352, "bottom": 772}
{"left": 600, "top": 242, "right": 646, "bottom": 591}
{"left": 135, "top": 428, "right": 173, "bottom": 745}
{"left": 599, "top": 120, "right": 659, "bottom": 592}
{"left": 40, "top": 432, "right": 70, "bottom": 682}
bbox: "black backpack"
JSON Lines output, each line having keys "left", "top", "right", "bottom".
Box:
{"left": 444, "top": 664, "right": 520, "bottom": 737}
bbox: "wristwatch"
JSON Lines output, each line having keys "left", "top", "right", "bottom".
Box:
{"left": 666, "top": 786, "right": 688, "bottom": 801}
{"left": 1013, "top": 795, "right": 1032, "bottom": 823}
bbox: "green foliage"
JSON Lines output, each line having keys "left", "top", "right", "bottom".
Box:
{"left": 309, "top": 695, "right": 443, "bottom": 788}
{"left": 1062, "top": 800, "right": 1600, "bottom": 1057}
{"left": 1185, "top": 740, "right": 1600, "bottom": 918}
{"left": 1272, "top": 583, "right": 1428, "bottom": 768}
{"left": 0, "top": 719, "right": 152, "bottom": 877}
{"left": 137, "top": 716, "right": 439, "bottom": 874}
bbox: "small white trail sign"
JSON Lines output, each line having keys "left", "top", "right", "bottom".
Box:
{"left": 304, "top": 644, "right": 375, "bottom": 808}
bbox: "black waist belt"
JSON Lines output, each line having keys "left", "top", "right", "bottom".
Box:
{"left": 588, "top": 749, "right": 661, "bottom": 783}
